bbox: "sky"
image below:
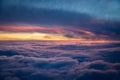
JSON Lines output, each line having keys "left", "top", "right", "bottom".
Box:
{"left": 0, "top": 0, "right": 120, "bottom": 41}
{"left": 0, "top": 1, "right": 120, "bottom": 80}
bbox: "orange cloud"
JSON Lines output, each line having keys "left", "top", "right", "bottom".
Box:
{"left": 0, "top": 32, "right": 86, "bottom": 40}
{"left": 0, "top": 25, "right": 65, "bottom": 33}
{"left": 0, "top": 24, "right": 98, "bottom": 40}
{"left": 78, "top": 29, "right": 95, "bottom": 36}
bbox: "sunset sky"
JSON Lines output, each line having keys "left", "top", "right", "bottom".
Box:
{"left": 0, "top": 0, "right": 120, "bottom": 41}
{"left": 0, "top": 0, "right": 120, "bottom": 80}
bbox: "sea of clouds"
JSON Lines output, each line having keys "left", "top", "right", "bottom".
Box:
{"left": 0, "top": 41, "right": 120, "bottom": 80}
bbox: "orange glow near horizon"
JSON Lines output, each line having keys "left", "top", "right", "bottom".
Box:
{"left": 0, "top": 25, "right": 94, "bottom": 41}
{"left": 0, "top": 25, "right": 116, "bottom": 42}
{"left": 0, "top": 31, "right": 116, "bottom": 43}
{"left": 0, "top": 31, "right": 85, "bottom": 40}
{"left": 0, "top": 31, "right": 112, "bottom": 43}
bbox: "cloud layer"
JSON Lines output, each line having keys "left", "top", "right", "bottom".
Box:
{"left": 1, "top": 0, "right": 120, "bottom": 21}
{"left": 0, "top": 41, "right": 120, "bottom": 80}
{"left": 0, "top": 0, "right": 120, "bottom": 40}
{"left": 0, "top": 0, "right": 120, "bottom": 80}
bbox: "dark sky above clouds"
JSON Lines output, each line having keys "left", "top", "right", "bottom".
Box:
{"left": 0, "top": 0, "right": 120, "bottom": 40}
{"left": 1, "top": 0, "right": 120, "bottom": 21}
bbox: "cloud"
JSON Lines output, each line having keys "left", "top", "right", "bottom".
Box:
{"left": 4, "top": 77, "right": 20, "bottom": 80}
{"left": 0, "top": 25, "right": 98, "bottom": 40}
{"left": 0, "top": 55, "right": 120, "bottom": 80}
{"left": 1, "top": 24, "right": 120, "bottom": 40}
{"left": 0, "top": 41, "right": 120, "bottom": 80}
{"left": 1, "top": 0, "right": 120, "bottom": 21}
{"left": 0, "top": 5, "right": 92, "bottom": 26}
{"left": 75, "top": 60, "right": 120, "bottom": 80}
{"left": 0, "top": 0, "right": 120, "bottom": 40}
{"left": 0, "top": 0, "right": 120, "bottom": 79}
{"left": 0, "top": 55, "right": 78, "bottom": 80}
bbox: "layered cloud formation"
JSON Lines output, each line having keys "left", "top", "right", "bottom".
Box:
{"left": 0, "top": 41, "right": 120, "bottom": 80}
{"left": 0, "top": 0, "right": 120, "bottom": 40}
{"left": 0, "top": 1, "right": 120, "bottom": 80}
